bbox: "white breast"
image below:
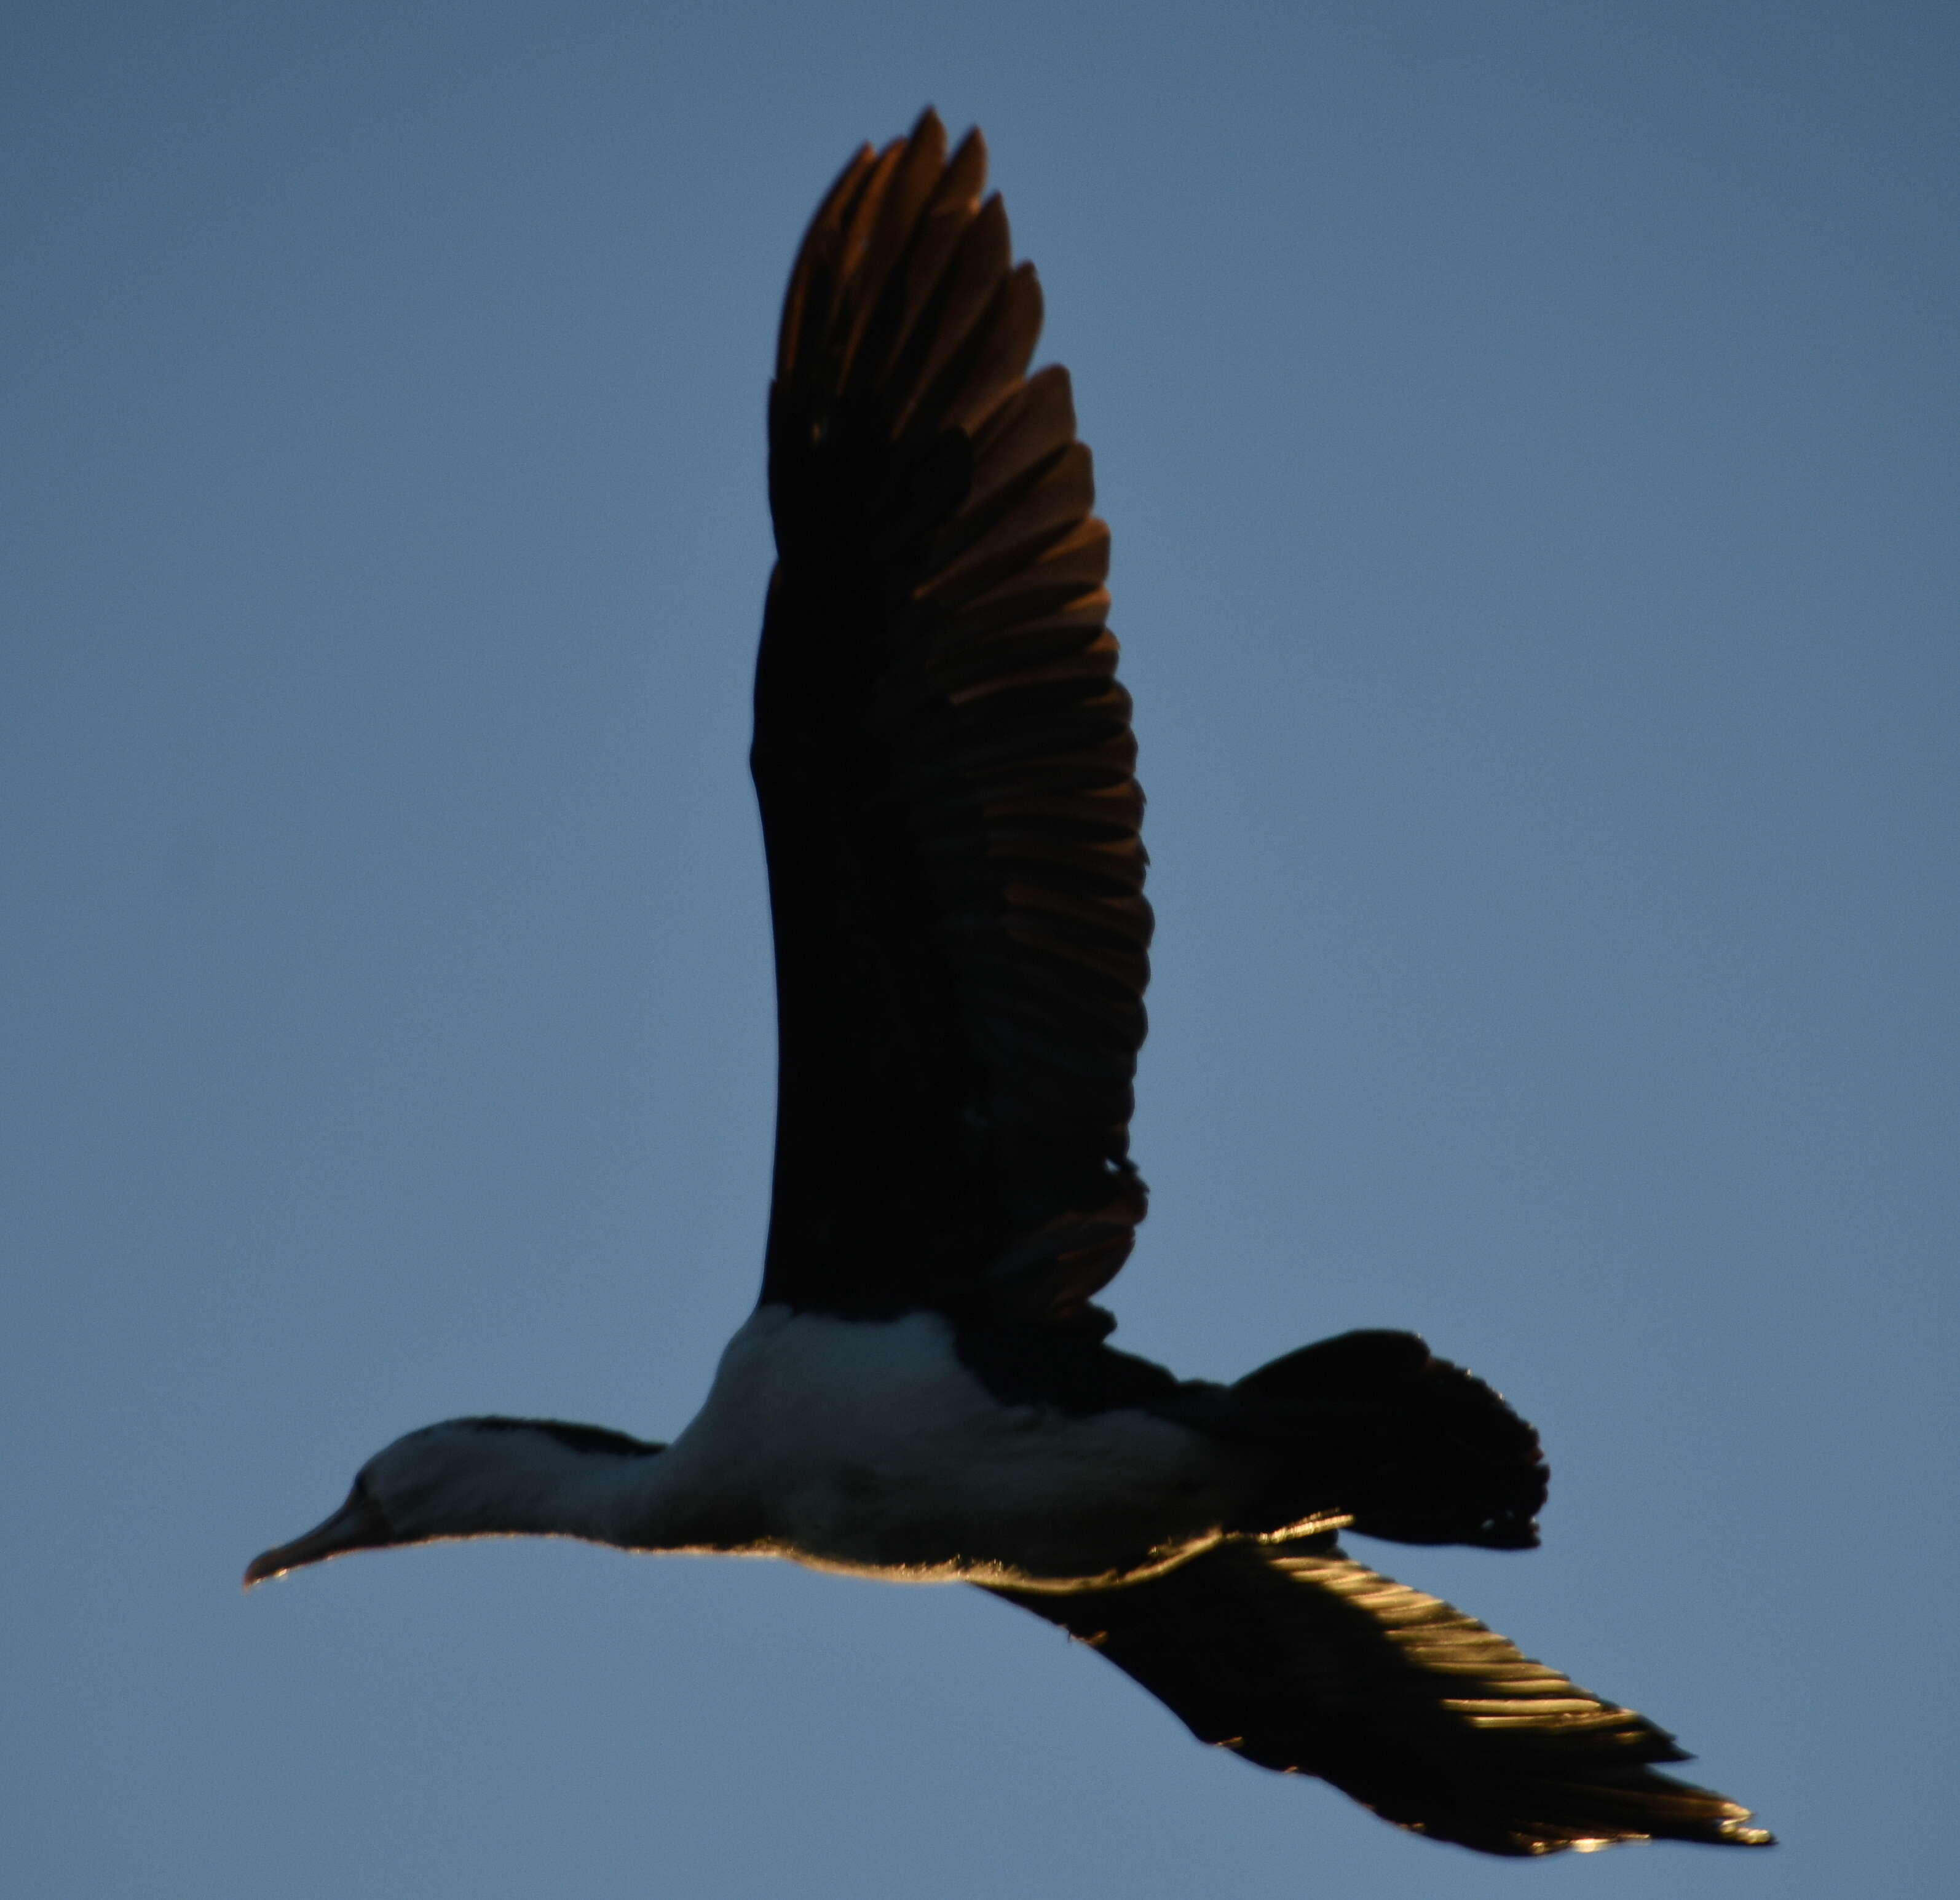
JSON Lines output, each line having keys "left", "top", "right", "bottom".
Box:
{"left": 648, "top": 1306, "right": 1237, "bottom": 1587}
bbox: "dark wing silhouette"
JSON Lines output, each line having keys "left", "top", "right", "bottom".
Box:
{"left": 991, "top": 1538, "right": 1773, "bottom": 1856}
{"left": 753, "top": 111, "right": 1150, "bottom": 1325}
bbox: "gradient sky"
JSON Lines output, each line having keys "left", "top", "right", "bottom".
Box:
{"left": 5, "top": 5, "right": 1955, "bottom": 1896}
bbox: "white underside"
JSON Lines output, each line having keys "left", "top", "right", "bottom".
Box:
{"left": 642, "top": 1306, "right": 1243, "bottom": 1588}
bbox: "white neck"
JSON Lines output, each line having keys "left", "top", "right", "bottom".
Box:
{"left": 376, "top": 1420, "right": 746, "bottom": 1556}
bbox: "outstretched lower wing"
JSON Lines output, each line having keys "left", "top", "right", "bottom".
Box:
{"left": 753, "top": 111, "right": 1151, "bottom": 1325}
{"left": 990, "top": 1538, "right": 1772, "bottom": 1857}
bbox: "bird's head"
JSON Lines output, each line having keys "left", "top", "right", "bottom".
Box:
{"left": 245, "top": 1416, "right": 665, "bottom": 1586}
{"left": 243, "top": 1422, "right": 472, "bottom": 1586}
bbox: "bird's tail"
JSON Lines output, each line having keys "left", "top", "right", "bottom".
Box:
{"left": 1230, "top": 1330, "right": 1547, "bottom": 1550}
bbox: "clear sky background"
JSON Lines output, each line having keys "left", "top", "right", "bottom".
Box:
{"left": 4, "top": 4, "right": 1954, "bottom": 1896}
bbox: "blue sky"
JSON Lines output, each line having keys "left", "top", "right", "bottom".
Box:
{"left": 4, "top": 4, "right": 1954, "bottom": 1895}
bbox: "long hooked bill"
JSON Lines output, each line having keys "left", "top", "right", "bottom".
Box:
{"left": 244, "top": 1484, "right": 391, "bottom": 1588}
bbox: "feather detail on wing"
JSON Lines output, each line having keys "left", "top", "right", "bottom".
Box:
{"left": 753, "top": 111, "right": 1150, "bottom": 1326}
{"left": 990, "top": 1538, "right": 1774, "bottom": 1856}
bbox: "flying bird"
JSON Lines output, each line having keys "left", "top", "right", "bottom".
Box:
{"left": 248, "top": 111, "right": 1772, "bottom": 1859}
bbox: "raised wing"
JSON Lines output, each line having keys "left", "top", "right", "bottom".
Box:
{"left": 753, "top": 112, "right": 1151, "bottom": 1324}
{"left": 991, "top": 1539, "right": 1773, "bottom": 1857}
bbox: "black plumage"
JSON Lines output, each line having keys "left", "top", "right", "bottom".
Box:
{"left": 754, "top": 112, "right": 1149, "bottom": 1328}
{"left": 996, "top": 1536, "right": 1764, "bottom": 1856}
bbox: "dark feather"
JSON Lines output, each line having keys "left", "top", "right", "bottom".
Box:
{"left": 990, "top": 1538, "right": 1773, "bottom": 1857}
{"left": 754, "top": 109, "right": 1151, "bottom": 1323}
